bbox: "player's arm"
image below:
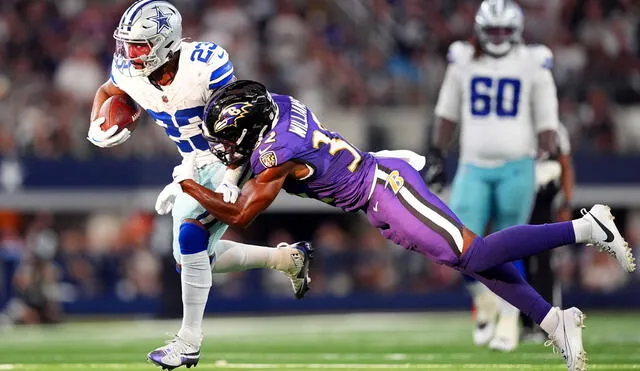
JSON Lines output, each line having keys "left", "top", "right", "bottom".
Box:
{"left": 428, "top": 62, "right": 462, "bottom": 191}
{"left": 531, "top": 46, "right": 560, "bottom": 157}
{"left": 90, "top": 80, "right": 127, "bottom": 121}
{"left": 556, "top": 124, "right": 574, "bottom": 221}
{"left": 180, "top": 162, "right": 298, "bottom": 228}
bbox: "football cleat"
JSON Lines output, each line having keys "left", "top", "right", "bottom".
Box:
{"left": 488, "top": 311, "right": 520, "bottom": 352}
{"left": 581, "top": 204, "right": 636, "bottom": 272}
{"left": 472, "top": 289, "right": 499, "bottom": 346}
{"left": 278, "top": 241, "right": 314, "bottom": 299}
{"left": 147, "top": 336, "right": 200, "bottom": 370}
{"left": 544, "top": 307, "right": 587, "bottom": 371}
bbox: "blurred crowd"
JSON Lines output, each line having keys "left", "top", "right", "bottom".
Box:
{"left": 1, "top": 208, "right": 639, "bottom": 323}
{"left": 1, "top": 0, "right": 640, "bottom": 158}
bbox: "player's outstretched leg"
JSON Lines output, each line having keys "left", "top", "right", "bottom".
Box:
{"left": 212, "top": 240, "right": 314, "bottom": 299}
{"left": 459, "top": 204, "right": 635, "bottom": 273}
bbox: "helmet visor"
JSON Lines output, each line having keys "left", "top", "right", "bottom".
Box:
{"left": 206, "top": 137, "right": 247, "bottom": 166}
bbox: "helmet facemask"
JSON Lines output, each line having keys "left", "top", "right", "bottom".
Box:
{"left": 474, "top": 0, "right": 524, "bottom": 57}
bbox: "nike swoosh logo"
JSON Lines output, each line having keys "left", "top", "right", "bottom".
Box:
{"left": 218, "top": 51, "right": 225, "bottom": 58}
{"left": 373, "top": 201, "right": 379, "bottom": 212}
{"left": 588, "top": 211, "right": 615, "bottom": 242}
{"left": 259, "top": 145, "right": 272, "bottom": 154}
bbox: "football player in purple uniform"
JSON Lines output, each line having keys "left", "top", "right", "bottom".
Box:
{"left": 174, "top": 80, "right": 635, "bottom": 371}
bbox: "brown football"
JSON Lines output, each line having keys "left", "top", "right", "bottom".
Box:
{"left": 99, "top": 95, "right": 140, "bottom": 133}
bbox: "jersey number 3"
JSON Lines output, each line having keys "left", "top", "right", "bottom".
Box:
{"left": 470, "top": 77, "right": 521, "bottom": 118}
{"left": 312, "top": 131, "right": 362, "bottom": 172}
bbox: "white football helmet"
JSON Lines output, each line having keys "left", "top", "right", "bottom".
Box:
{"left": 474, "top": 0, "right": 524, "bottom": 57}
{"left": 113, "top": 0, "right": 183, "bottom": 76}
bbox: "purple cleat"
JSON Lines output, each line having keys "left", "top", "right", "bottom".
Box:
{"left": 147, "top": 336, "right": 200, "bottom": 370}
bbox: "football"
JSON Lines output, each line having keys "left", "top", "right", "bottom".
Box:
{"left": 99, "top": 95, "right": 140, "bottom": 133}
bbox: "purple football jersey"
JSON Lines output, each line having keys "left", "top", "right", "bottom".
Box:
{"left": 250, "top": 94, "right": 376, "bottom": 211}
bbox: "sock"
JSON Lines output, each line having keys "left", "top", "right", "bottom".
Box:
{"left": 540, "top": 307, "right": 560, "bottom": 334}
{"left": 460, "top": 222, "right": 576, "bottom": 272}
{"left": 177, "top": 223, "right": 211, "bottom": 347}
{"left": 212, "top": 240, "right": 294, "bottom": 273}
{"left": 572, "top": 218, "right": 591, "bottom": 243}
{"left": 178, "top": 251, "right": 211, "bottom": 346}
{"left": 466, "top": 263, "right": 552, "bottom": 325}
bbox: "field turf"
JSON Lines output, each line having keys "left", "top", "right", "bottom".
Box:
{"left": 0, "top": 312, "right": 639, "bottom": 370}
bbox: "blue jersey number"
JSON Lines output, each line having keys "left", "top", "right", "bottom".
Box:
{"left": 147, "top": 107, "right": 209, "bottom": 152}
{"left": 190, "top": 42, "right": 217, "bottom": 63}
{"left": 470, "top": 77, "right": 521, "bottom": 117}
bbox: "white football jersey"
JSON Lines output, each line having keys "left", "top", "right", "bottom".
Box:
{"left": 110, "top": 41, "right": 235, "bottom": 166}
{"left": 435, "top": 42, "right": 559, "bottom": 167}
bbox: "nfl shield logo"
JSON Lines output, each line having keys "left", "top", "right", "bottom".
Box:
{"left": 259, "top": 151, "right": 278, "bottom": 168}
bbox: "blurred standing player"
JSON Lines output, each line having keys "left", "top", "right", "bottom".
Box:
{"left": 428, "top": 0, "right": 560, "bottom": 351}
{"left": 87, "top": 1, "right": 312, "bottom": 369}
{"left": 178, "top": 79, "right": 635, "bottom": 371}
{"left": 522, "top": 122, "right": 574, "bottom": 340}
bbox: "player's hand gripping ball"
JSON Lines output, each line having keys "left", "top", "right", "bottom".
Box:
{"left": 87, "top": 95, "right": 140, "bottom": 148}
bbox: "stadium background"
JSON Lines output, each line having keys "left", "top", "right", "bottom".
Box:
{"left": 0, "top": 0, "right": 639, "bottom": 329}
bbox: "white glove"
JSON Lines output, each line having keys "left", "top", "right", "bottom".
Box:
{"left": 371, "top": 149, "right": 426, "bottom": 171}
{"left": 172, "top": 153, "right": 197, "bottom": 183}
{"left": 155, "top": 154, "right": 199, "bottom": 215}
{"left": 215, "top": 182, "right": 241, "bottom": 203}
{"left": 87, "top": 117, "right": 132, "bottom": 148}
{"left": 155, "top": 182, "right": 181, "bottom": 215}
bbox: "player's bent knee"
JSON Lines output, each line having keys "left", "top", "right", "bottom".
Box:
{"left": 178, "top": 219, "right": 209, "bottom": 255}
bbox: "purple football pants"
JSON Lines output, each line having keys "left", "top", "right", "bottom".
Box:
{"left": 365, "top": 158, "right": 556, "bottom": 324}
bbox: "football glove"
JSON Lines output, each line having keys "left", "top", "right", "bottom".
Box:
{"left": 155, "top": 183, "right": 181, "bottom": 215}
{"left": 215, "top": 182, "right": 241, "bottom": 203}
{"left": 87, "top": 117, "right": 132, "bottom": 148}
{"left": 424, "top": 148, "right": 445, "bottom": 193}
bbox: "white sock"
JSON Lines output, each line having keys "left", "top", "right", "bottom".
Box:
{"left": 572, "top": 218, "right": 591, "bottom": 243}
{"left": 212, "top": 240, "right": 293, "bottom": 273}
{"left": 178, "top": 250, "right": 211, "bottom": 346}
{"left": 540, "top": 307, "right": 560, "bottom": 335}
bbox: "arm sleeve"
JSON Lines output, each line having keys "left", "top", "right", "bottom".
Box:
{"left": 250, "top": 144, "right": 296, "bottom": 176}
{"left": 531, "top": 47, "right": 559, "bottom": 133}
{"left": 434, "top": 65, "right": 462, "bottom": 123}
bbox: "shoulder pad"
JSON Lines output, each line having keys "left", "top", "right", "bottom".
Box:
{"left": 447, "top": 41, "right": 474, "bottom": 64}
{"left": 527, "top": 44, "right": 554, "bottom": 70}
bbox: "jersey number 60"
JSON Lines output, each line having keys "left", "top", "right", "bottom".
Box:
{"left": 470, "top": 77, "right": 521, "bottom": 118}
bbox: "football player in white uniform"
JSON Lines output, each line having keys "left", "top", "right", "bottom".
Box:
{"left": 87, "top": 1, "right": 312, "bottom": 369}
{"left": 428, "top": 0, "right": 560, "bottom": 352}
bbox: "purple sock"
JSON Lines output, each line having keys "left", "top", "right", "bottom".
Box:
{"left": 466, "top": 263, "right": 552, "bottom": 324}
{"left": 459, "top": 222, "right": 575, "bottom": 272}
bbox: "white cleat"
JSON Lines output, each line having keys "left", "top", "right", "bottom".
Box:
{"left": 472, "top": 289, "right": 499, "bottom": 346}
{"left": 581, "top": 204, "right": 636, "bottom": 272}
{"left": 488, "top": 311, "right": 520, "bottom": 352}
{"left": 147, "top": 335, "right": 200, "bottom": 370}
{"left": 544, "top": 307, "right": 587, "bottom": 371}
{"left": 278, "top": 241, "right": 314, "bottom": 299}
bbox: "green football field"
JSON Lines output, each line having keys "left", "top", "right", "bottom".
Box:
{"left": 1, "top": 312, "right": 639, "bottom": 371}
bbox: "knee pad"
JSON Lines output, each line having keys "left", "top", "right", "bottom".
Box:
{"left": 178, "top": 222, "right": 209, "bottom": 255}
